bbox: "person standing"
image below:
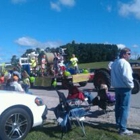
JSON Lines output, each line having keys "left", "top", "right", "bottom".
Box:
{"left": 111, "top": 48, "right": 134, "bottom": 135}
{"left": 41, "top": 55, "right": 47, "bottom": 76}
{"left": 53, "top": 52, "right": 60, "bottom": 76}
{"left": 30, "top": 57, "right": 37, "bottom": 73}
{"left": 108, "top": 56, "right": 117, "bottom": 70}
{"left": 70, "top": 54, "right": 79, "bottom": 74}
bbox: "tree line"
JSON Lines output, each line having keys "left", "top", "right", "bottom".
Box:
{"left": 11, "top": 41, "right": 119, "bottom": 65}
{"left": 60, "top": 41, "right": 119, "bottom": 63}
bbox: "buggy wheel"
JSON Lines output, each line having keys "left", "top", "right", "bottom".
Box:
{"left": 93, "top": 70, "right": 111, "bottom": 90}
{"left": 61, "top": 79, "right": 71, "bottom": 89}
{"left": 79, "top": 81, "right": 87, "bottom": 87}
{"left": 132, "top": 79, "right": 140, "bottom": 94}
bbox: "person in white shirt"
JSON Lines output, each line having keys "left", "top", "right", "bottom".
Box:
{"left": 108, "top": 61, "right": 114, "bottom": 70}
{"left": 108, "top": 56, "right": 117, "bottom": 70}
{"left": 111, "top": 48, "right": 134, "bottom": 135}
{"left": 10, "top": 76, "right": 24, "bottom": 93}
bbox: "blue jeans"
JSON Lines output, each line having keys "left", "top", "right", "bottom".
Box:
{"left": 83, "top": 91, "right": 94, "bottom": 104}
{"left": 22, "top": 84, "right": 32, "bottom": 94}
{"left": 114, "top": 88, "right": 131, "bottom": 131}
{"left": 74, "top": 66, "right": 79, "bottom": 74}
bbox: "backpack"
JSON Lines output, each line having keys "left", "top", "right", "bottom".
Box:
{"left": 54, "top": 104, "right": 72, "bottom": 135}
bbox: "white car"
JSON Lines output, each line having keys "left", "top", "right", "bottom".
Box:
{"left": 0, "top": 90, "right": 47, "bottom": 140}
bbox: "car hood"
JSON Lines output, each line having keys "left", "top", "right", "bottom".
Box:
{"left": 0, "top": 90, "right": 42, "bottom": 115}
{"left": 0, "top": 90, "right": 37, "bottom": 98}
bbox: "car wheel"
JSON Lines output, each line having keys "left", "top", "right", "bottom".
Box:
{"left": 0, "top": 107, "right": 32, "bottom": 140}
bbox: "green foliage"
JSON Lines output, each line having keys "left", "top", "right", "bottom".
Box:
{"left": 21, "top": 49, "right": 35, "bottom": 57}
{"left": 11, "top": 55, "right": 19, "bottom": 66}
{"left": 9, "top": 42, "right": 119, "bottom": 65}
{"left": 60, "top": 42, "right": 119, "bottom": 63}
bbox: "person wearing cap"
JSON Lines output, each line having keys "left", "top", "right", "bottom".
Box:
{"left": 111, "top": 48, "right": 134, "bottom": 135}
{"left": 12, "top": 67, "right": 21, "bottom": 79}
{"left": 10, "top": 76, "right": 24, "bottom": 93}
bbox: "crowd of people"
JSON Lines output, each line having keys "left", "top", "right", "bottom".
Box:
{"left": 0, "top": 48, "right": 134, "bottom": 136}
{"left": 0, "top": 67, "right": 32, "bottom": 94}
{"left": 29, "top": 52, "right": 80, "bottom": 77}
{"left": 29, "top": 52, "right": 65, "bottom": 77}
{"left": 65, "top": 47, "right": 134, "bottom": 136}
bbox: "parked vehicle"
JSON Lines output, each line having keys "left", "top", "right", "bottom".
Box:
{"left": 93, "top": 65, "right": 140, "bottom": 94}
{"left": 0, "top": 90, "right": 47, "bottom": 140}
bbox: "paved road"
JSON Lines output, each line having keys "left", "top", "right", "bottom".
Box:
{"left": 30, "top": 83, "right": 140, "bottom": 129}
{"left": 31, "top": 82, "right": 140, "bottom": 108}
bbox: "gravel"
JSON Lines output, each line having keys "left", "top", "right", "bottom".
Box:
{"left": 31, "top": 83, "right": 140, "bottom": 130}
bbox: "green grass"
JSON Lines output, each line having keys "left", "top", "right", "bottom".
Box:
{"left": 25, "top": 121, "right": 140, "bottom": 140}
{"left": 78, "top": 60, "right": 140, "bottom": 70}
{"left": 78, "top": 62, "right": 109, "bottom": 69}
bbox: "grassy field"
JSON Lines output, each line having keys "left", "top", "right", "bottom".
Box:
{"left": 78, "top": 61, "right": 109, "bottom": 69}
{"left": 78, "top": 60, "right": 140, "bottom": 70}
{"left": 25, "top": 121, "right": 140, "bottom": 140}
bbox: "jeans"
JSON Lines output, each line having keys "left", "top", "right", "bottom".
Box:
{"left": 22, "top": 84, "right": 32, "bottom": 94}
{"left": 114, "top": 88, "right": 131, "bottom": 131}
{"left": 74, "top": 66, "right": 79, "bottom": 74}
{"left": 83, "top": 91, "right": 94, "bottom": 104}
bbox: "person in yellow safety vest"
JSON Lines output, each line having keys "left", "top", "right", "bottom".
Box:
{"left": 30, "top": 57, "right": 37, "bottom": 73}
{"left": 70, "top": 54, "right": 79, "bottom": 74}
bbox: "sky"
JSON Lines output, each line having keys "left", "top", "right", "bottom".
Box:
{"left": 0, "top": 0, "right": 140, "bottom": 63}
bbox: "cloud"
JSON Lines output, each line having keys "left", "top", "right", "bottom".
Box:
{"left": 59, "top": 0, "right": 75, "bottom": 6}
{"left": 117, "top": 44, "right": 126, "bottom": 49}
{"left": 11, "top": 0, "right": 27, "bottom": 4}
{"left": 118, "top": 0, "right": 140, "bottom": 20}
{"left": 132, "top": 44, "right": 139, "bottom": 48}
{"left": 50, "top": 1, "right": 61, "bottom": 12}
{"left": 107, "top": 5, "right": 112, "bottom": 12}
{"left": 15, "top": 37, "right": 63, "bottom": 49}
{"left": 50, "top": 0, "right": 75, "bottom": 11}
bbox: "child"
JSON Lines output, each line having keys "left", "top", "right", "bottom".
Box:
{"left": 21, "top": 70, "right": 32, "bottom": 94}
{"left": 67, "top": 82, "right": 94, "bottom": 104}
{"left": 100, "top": 84, "right": 116, "bottom": 102}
